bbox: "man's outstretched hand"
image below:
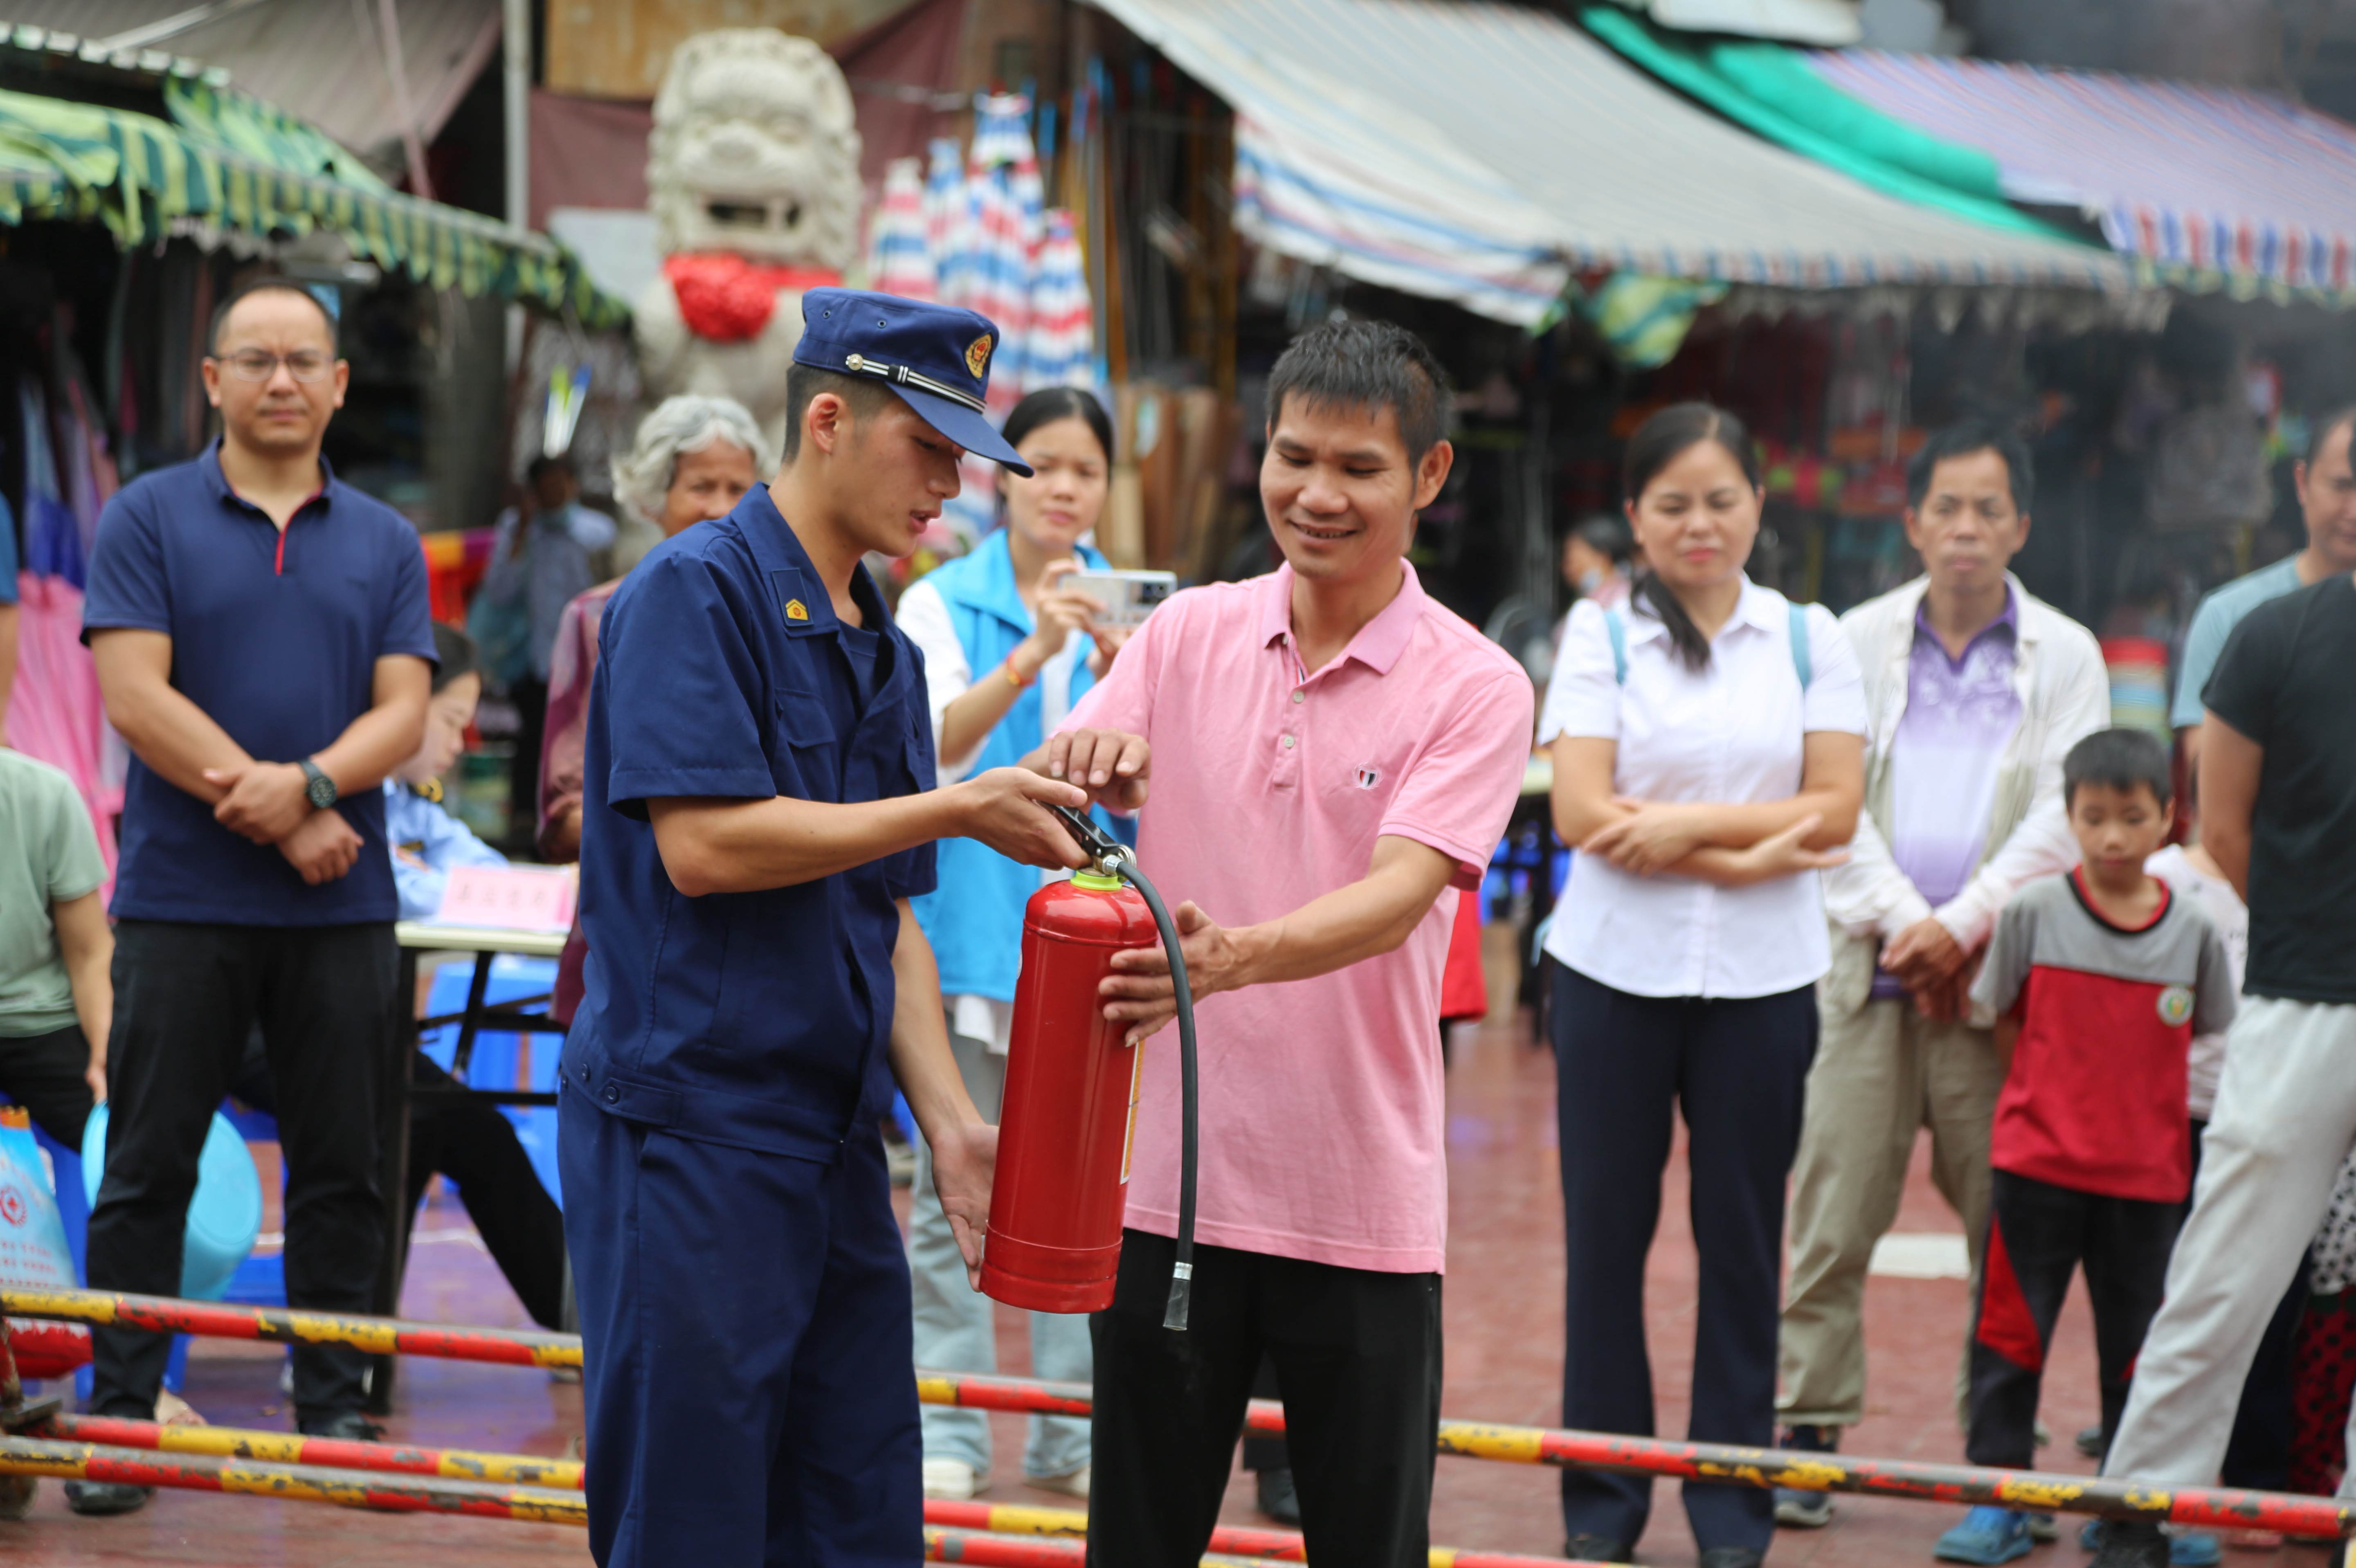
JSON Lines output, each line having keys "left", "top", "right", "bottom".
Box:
{"left": 1100, "top": 900, "right": 1257, "bottom": 1043}
{"left": 1042, "top": 728, "right": 1150, "bottom": 813}
{"left": 926, "top": 1118, "right": 999, "bottom": 1288}
{"left": 956, "top": 767, "right": 1092, "bottom": 871}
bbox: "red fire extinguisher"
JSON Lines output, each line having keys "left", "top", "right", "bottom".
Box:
{"left": 982, "top": 805, "right": 1201, "bottom": 1329}
{"left": 979, "top": 871, "right": 1156, "bottom": 1313}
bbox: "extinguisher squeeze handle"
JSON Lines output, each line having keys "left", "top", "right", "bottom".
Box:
{"left": 1046, "top": 801, "right": 1124, "bottom": 869}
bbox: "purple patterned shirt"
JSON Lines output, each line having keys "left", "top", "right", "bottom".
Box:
{"left": 1871, "top": 592, "right": 2023, "bottom": 998}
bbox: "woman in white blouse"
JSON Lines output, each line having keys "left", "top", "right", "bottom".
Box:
{"left": 1539, "top": 403, "right": 1868, "bottom": 1568}
{"left": 892, "top": 387, "right": 1124, "bottom": 1503}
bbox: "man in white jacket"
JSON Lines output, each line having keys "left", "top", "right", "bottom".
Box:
{"left": 1772, "top": 421, "right": 2111, "bottom": 1528}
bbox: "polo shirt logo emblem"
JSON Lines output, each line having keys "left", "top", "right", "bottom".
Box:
{"left": 1355, "top": 766, "right": 1380, "bottom": 789}
{"left": 2157, "top": 986, "right": 2194, "bottom": 1027}
{"left": 785, "top": 598, "right": 810, "bottom": 621}
{"left": 966, "top": 334, "right": 992, "bottom": 377}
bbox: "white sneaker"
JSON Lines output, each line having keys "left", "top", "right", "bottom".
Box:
{"left": 1030, "top": 1465, "right": 1089, "bottom": 1501}
{"left": 922, "top": 1458, "right": 981, "bottom": 1500}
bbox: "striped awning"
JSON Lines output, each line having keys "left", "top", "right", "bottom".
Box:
{"left": 1807, "top": 50, "right": 2356, "bottom": 297}
{"left": 1086, "top": 0, "right": 2127, "bottom": 328}
{"left": 0, "top": 77, "right": 626, "bottom": 327}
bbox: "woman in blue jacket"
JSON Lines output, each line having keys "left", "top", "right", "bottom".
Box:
{"left": 897, "top": 387, "right": 1126, "bottom": 1501}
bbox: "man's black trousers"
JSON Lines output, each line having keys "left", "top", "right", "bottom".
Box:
{"left": 1966, "top": 1168, "right": 2178, "bottom": 1470}
{"left": 1086, "top": 1229, "right": 1441, "bottom": 1568}
{"left": 86, "top": 919, "right": 393, "bottom": 1424}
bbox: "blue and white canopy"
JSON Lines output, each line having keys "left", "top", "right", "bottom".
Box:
{"left": 1087, "top": 0, "right": 2129, "bottom": 328}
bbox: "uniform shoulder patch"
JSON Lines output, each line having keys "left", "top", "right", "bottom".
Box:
{"left": 965, "top": 334, "right": 993, "bottom": 377}
{"left": 786, "top": 598, "right": 810, "bottom": 622}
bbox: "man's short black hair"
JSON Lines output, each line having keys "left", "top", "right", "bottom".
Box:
{"left": 2063, "top": 727, "right": 2173, "bottom": 810}
{"left": 208, "top": 274, "right": 339, "bottom": 357}
{"left": 526, "top": 454, "right": 574, "bottom": 486}
{"left": 1906, "top": 418, "right": 2033, "bottom": 514}
{"left": 779, "top": 364, "right": 899, "bottom": 462}
{"left": 1265, "top": 317, "right": 1452, "bottom": 464}
{"left": 429, "top": 621, "right": 478, "bottom": 694}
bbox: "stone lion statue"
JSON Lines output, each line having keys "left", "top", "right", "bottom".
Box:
{"left": 633, "top": 29, "right": 864, "bottom": 453}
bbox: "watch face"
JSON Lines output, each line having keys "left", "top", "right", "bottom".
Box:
{"left": 306, "top": 773, "right": 337, "bottom": 809}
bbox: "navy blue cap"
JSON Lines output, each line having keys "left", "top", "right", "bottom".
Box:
{"left": 794, "top": 288, "right": 1032, "bottom": 475}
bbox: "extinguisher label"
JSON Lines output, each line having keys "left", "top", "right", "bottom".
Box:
{"left": 1120, "top": 1043, "right": 1144, "bottom": 1185}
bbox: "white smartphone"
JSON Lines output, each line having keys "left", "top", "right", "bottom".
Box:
{"left": 1063, "top": 569, "right": 1177, "bottom": 629}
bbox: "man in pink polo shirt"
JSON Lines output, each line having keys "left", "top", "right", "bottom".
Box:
{"left": 1050, "top": 319, "right": 1533, "bottom": 1566}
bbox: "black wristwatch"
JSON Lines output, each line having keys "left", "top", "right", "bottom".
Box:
{"left": 299, "top": 758, "right": 338, "bottom": 810}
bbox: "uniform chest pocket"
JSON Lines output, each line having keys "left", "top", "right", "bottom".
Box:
{"left": 775, "top": 686, "right": 841, "bottom": 802}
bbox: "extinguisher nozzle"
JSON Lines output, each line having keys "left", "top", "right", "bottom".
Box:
{"left": 1162, "top": 1266, "right": 1193, "bottom": 1332}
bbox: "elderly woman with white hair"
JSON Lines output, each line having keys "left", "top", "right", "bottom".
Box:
{"left": 536, "top": 394, "right": 768, "bottom": 1022}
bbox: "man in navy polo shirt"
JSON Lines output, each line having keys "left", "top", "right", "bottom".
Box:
{"left": 563, "top": 288, "right": 1144, "bottom": 1566}
{"left": 74, "top": 277, "right": 435, "bottom": 1512}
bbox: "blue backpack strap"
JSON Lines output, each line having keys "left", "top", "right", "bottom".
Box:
{"left": 1787, "top": 600, "right": 1813, "bottom": 691}
{"left": 1603, "top": 607, "right": 1628, "bottom": 686}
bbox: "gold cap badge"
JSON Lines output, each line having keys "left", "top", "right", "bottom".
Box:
{"left": 785, "top": 599, "right": 810, "bottom": 621}
{"left": 965, "top": 335, "right": 993, "bottom": 378}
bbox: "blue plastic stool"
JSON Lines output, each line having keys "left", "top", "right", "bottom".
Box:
{"left": 80, "top": 1105, "right": 263, "bottom": 1303}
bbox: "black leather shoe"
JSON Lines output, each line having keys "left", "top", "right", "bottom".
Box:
{"left": 1698, "top": 1550, "right": 1765, "bottom": 1568}
{"left": 1563, "top": 1534, "right": 1634, "bottom": 1563}
{"left": 2075, "top": 1423, "right": 2105, "bottom": 1459}
{"left": 63, "top": 1479, "right": 153, "bottom": 1516}
{"left": 298, "top": 1410, "right": 386, "bottom": 1442}
{"left": 1254, "top": 1467, "right": 1301, "bottom": 1526}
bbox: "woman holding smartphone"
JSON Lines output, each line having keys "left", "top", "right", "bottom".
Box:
{"left": 1540, "top": 403, "right": 1868, "bottom": 1568}
{"left": 895, "top": 386, "right": 1127, "bottom": 1501}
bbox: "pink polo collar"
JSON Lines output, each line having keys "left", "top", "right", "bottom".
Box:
{"left": 1256, "top": 559, "right": 1429, "bottom": 676}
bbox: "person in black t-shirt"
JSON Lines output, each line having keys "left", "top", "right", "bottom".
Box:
{"left": 2093, "top": 571, "right": 2356, "bottom": 1568}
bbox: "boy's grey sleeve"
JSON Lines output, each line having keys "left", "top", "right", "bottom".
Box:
{"left": 1971, "top": 897, "right": 2034, "bottom": 1019}
{"left": 2193, "top": 921, "right": 2239, "bottom": 1038}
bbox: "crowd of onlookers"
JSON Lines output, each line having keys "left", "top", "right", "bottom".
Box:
{"left": 1535, "top": 399, "right": 2355, "bottom": 1568}
{"left": 0, "top": 267, "right": 2352, "bottom": 1568}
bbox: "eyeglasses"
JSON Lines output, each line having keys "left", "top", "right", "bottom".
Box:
{"left": 212, "top": 350, "right": 336, "bottom": 383}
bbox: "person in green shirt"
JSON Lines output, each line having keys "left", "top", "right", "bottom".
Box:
{"left": 0, "top": 747, "right": 111, "bottom": 1145}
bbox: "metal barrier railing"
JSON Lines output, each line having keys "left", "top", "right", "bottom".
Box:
{"left": 916, "top": 1366, "right": 2356, "bottom": 1542}
{"left": 924, "top": 1498, "right": 1591, "bottom": 1565}
{"left": 40, "top": 1412, "right": 584, "bottom": 1489}
{"left": 0, "top": 1435, "right": 585, "bottom": 1523}
{"left": 10, "top": 1286, "right": 2349, "bottom": 1545}
{"left": 0, "top": 1285, "right": 578, "bottom": 1368}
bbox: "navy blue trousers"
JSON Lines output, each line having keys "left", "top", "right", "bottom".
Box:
{"left": 561, "top": 1086, "right": 920, "bottom": 1567}
{"left": 1550, "top": 962, "right": 1817, "bottom": 1556}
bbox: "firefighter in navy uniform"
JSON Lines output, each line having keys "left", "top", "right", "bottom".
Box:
{"left": 560, "top": 288, "right": 1146, "bottom": 1566}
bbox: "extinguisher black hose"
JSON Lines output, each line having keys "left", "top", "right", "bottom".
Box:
{"left": 1111, "top": 856, "right": 1198, "bottom": 1332}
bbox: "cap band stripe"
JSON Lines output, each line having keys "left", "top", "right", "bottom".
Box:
{"left": 841, "top": 354, "right": 985, "bottom": 413}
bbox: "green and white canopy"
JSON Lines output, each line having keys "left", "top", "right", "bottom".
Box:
{"left": 0, "top": 75, "right": 627, "bottom": 328}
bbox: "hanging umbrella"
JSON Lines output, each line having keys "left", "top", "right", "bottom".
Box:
{"left": 1023, "top": 208, "right": 1095, "bottom": 393}
{"left": 924, "top": 137, "right": 970, "bottom": 308}
{"left": 960, "top": 93, "right": 1043, "bottom": 409}
{"left": 868, "top": 156, "right": 936, "bottom": 301}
